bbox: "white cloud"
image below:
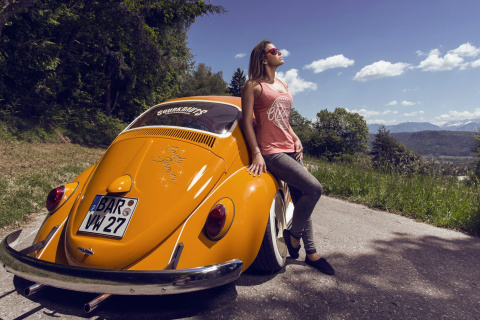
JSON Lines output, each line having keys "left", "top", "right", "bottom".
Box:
{"left": 347, "top": 108, "right": 380, "bottom": 118}
{"left": 383, "top": 109, "right": 398, "bottom": 115}
{"left": 386, "top": 100, "right": 398, "bottom": 106}
{"left": 367, "top": 119, "right": 399, "bottom": 125}
{"left": 304, "top": 54, "right": 354, "bottom": 73}
{"left": 471, "top": 59, "right": 480, "bottom": 68}
{"left": 401, "top": 101, "right": 416, "bottom": 106}
{"left": 347, "top": 108, "right": 394, "bottom": 118}
{"left": 416, "top": 50, "right": 426, "bottom": 56}
{"left": 403, "top": 87, "right": 420, "bottom": 92}
{"left": 279, "top": 49, "right": 290, "bottom": 57}
{"left": 346, "top": 107, "right": 398, "bottom": 119}
{"left": 354, "top": 60, "right": 411, "bottom": 81}
{"left": 276, "top": 69, "right": 317, "bottom": 95}
{"left": 449, "top": 43, "right": 480, "bottom": 57}
{"left": 417, "top": 43, "right": 480, "bottom": 72}
{"left": 432, "top": 108, "right": 480, "bottom": 125}
{"left": 367, "top": 119, "right": 385, "bottom": 124}
{"left": 235, "top": 53, "right": 246, "bottom": 59}
{"left": 418, "top": 50, "right": 463, "bottom": 71}
{"left": 404, "top": 111, "right": 424, "bottom": 117}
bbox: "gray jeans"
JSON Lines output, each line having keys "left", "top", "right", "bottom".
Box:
{"left": 263, "top": 152, "right": 323, "bottom": 254}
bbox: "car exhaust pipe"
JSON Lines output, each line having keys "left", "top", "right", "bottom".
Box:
{"left": 84, "top": 293, "right": 111, "bottom": 313}
{"left": 24, "top": 283, "right": 45, "bottom": 296}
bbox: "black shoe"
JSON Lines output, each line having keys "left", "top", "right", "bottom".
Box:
{"left": 283, "top": 229, "right": 300, "bottom": 259}
{"left": 305, "top": 256, "right": 335, "bottom": 275}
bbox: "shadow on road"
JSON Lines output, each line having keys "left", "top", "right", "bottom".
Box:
{"left": 9, "top": 232, "right": 480, "bottom": 319}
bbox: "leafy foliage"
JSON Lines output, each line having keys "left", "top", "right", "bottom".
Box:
{"left": 371, "top": 125, "right": 423, "bottom": 173}
{"left": 290, "top": 107, "right": 369, "bottom": 161}
{"left": 471, "top": 130, "right": 480, "bottom": 183}
{"left": 0, "top": 0, "right": 225, "bottom": 144}
{"left": 178, "top": 63, "right": 228, "bottom": 97}
{"left": 312, "top": 108, "right": 369, "bottom": 160}
{"left": 289, "top": 108, "right": 315, "bottom": 154}
{"left": 228, "top": 68, "right": 246, "bottom": 97}
{"left": 311, "top": 158, "right": 480, "bottom": 235}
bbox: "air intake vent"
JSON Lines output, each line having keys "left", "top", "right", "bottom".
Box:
{"left": 119, "top": 128, "right": 216, "bottom": 148}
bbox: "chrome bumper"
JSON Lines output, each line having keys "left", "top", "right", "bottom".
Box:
{"left": 0, "top": 229, "right": 243, "bottom": 295}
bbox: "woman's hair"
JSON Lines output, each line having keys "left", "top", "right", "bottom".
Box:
{"left": 248, "top": 40, "right": 272, "bottom": 80}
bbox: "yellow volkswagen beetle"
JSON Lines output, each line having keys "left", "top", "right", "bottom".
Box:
{"left": 0, "top": 96, "right": 293, "bottom": 312}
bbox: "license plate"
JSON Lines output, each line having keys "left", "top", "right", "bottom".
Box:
{"left": 78, "top": 195, "right": 139, "bottom": 238}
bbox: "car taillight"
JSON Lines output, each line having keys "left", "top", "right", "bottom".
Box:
{"left": 205, "top": 204, "right": 226, "bottom": 239}
{"left": 46, "top": 186, "right": 65, "bottom": 212}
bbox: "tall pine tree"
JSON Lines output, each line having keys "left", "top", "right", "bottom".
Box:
{"left": 371, "top": 125, "right": 422, "bottom": 173}
{"left": 228, "top": 68, "right": 246, "bottom": 97}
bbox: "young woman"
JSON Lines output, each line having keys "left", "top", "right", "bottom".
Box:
{"left": 241, "top": 40, "right": 334, "bottom": 275}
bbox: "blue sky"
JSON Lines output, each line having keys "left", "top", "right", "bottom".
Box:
{"left": 186, "top": 0, "right": 480, "bottom": 126}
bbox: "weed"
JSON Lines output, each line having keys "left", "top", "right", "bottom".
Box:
{"left": 310, "top": 159, "right": 480, "bottom": 235}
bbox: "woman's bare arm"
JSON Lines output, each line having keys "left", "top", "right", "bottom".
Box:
{"left": 241, "top": 81, "right": 267, "bottom": 177}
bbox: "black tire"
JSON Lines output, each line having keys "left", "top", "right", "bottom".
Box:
{"left": 250, "top": 191, "right": 288, "bottom": 273}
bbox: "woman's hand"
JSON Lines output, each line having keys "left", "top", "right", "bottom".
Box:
{"left": 248, "top": 152, "right": 267, "bottom": 177}
{"left": 294, "top": 139, "right": 303, "bottom": 160}
{"left": 288, "top": 124, "right": 303, "bottom": 161}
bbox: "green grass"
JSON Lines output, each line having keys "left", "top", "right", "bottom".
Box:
{"left": 1, "top": 137, "right": 479, "bottom": 236}
{"left": 0, "top": 140, "right": 106, "bottom": 228}
{"left": 309, "top": 159, "right": 480, "bottom": 235}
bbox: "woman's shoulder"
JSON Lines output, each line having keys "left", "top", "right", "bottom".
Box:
{"left": 242, "top": 79, "right": 263, "bottom": 96}
{"left": 244, "top": 79, "right": 262, "bottom": 88}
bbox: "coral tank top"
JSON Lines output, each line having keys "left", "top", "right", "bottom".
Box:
{"left": 253, "top": 79, "right": 295, "bottom": 155}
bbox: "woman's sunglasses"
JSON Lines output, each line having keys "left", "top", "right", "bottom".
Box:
{"left": 266, "top": 48, "right": 281, "bottom": 56}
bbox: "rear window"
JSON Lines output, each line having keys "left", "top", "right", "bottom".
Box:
{"left": 127, "top": 101, "right": 240, "bottom": 135}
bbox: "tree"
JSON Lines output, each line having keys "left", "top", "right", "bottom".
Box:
{"left": 0, "top": 0, "right": 225, "bottom": 143}
{"left": 178, "top": 63, "right": 228, "bottom": 97}
{"left": 371, "top": 125, "right": 422, "bottom": 173}
{"left": 0, "top": 0, "right": 40, "bottom": 37}
{"left": 228, "top": 68, "right": 246, "bottom": 97}
{"left": 289, "top": 108, "right": 314, "bottom": 155}
{"left": 313, "top": 108, "right": 369, "bottom": 160}
{"left": 472, "top": 130, "right": 480, "bottom": 182}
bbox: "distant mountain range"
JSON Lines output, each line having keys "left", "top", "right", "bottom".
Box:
{"left": 366, "top": 118, "right": 479, "bottom": 160}
{"left": 387, "top": 131, "right": 476, "bottom": 158}
{"left": 368, "top": 118, "right": 480, "bottom": 134}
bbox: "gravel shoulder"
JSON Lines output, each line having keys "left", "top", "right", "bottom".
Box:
{"left": 1, "top": 196, "right": 479, "bottom": 320}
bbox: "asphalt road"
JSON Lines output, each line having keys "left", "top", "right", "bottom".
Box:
{"left": 1, "top": 196, "right": 480, "bottom": 320}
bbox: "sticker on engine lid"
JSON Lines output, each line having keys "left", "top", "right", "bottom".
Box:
{"left": 78, "top": 195, "right": 138, "bottom": 238}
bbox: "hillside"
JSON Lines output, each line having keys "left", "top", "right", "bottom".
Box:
{"left": 369, "top": 130, "right": 477, "bottom": 159}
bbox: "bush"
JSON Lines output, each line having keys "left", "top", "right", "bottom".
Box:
{"left": 65, "top": 110, "right": 126, "bottom": 146}
{"left": 309, "top": 158, "right": 480, "bottom": 235}
{"left": 371, "top": 125, "right": 423, "bottom": 174}
{"left": 0, "top": 117, "right": 59, "bottom": 142}
{"left": 0, "top": 111, "right": 126, "bottom": 146}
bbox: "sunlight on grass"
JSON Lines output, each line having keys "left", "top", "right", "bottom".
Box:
{"left": 0, "top": 141, "right": 105, "bottom": 228}
{"left": 310, "top": 160, "right": 480, "bottom": 235}
{"left": 1, "top": 140, "right": 479, "bottom": 235}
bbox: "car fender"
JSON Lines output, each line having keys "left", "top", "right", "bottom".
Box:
{"left": 160, "top": 165, "right": 279, "bottom": 272}
{"left": 32, "top": 164, "right": 97, "bottom": 263}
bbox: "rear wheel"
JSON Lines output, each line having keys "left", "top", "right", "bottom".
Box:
{"left": 250, "top": 191, "right": 288, "bottom": 273}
